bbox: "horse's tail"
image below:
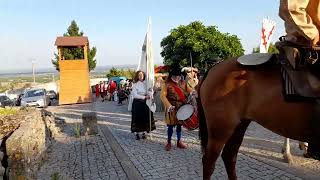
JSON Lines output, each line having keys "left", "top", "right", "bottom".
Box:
{"left": 197, "top": 70, "right": 210, "bottom": 149}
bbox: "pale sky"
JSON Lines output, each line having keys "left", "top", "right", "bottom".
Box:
{"left": 0, "top": 0, "right": 284, "bottom": 71}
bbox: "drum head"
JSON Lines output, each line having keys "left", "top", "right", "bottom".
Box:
{"left": 176, "top": 104, "right": 194, "bottom": 120}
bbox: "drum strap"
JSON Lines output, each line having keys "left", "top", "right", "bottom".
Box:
{"left": 171, "top": 83, "right": 186, "bottom": 103}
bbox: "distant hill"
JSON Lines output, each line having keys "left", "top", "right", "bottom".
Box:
{"left": 92, "top": 64, "right": 137, "bottom": 73}
{"left": 0, "top": 65, "right": 138, "bottom": 77}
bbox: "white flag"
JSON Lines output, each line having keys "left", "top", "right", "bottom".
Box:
{"left": 260, "top": 18, "right": 276, "bottom": 53}
{"left": 137, "top": 17, "right": 156, "bottom": 113}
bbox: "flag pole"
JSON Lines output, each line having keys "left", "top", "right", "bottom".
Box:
{"left": 147, "top": 17, "right": 152, "bottom": 140}
{"left": 190, "top": 52, "right": 193, "bottom": 76}
{"left": 189, "top": 52, "right": 194, "bottom": 90}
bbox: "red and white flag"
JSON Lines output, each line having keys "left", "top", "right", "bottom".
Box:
{"left": 260, "top": 18, "right": 276, "bottom": 53}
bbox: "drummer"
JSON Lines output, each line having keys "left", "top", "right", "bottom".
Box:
{"left": 160, "top": 65, "right": 193, "bottom": 151}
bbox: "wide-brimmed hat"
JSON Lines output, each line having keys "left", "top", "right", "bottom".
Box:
{"left": 181, "top": 67, "right": 199, "bottom": 73}
{"left": 169, "top": 65, "right": 182, "bottom": 76}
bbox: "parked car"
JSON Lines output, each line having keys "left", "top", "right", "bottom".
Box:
{"left": 21, "top": 88, "right": 50, "bottom": 108}
{"left": 0, "top": 95, "right": 14, "bottom": 107}
{"left": 5, "top": 89, "right": 25, "bottom": 102}
{"left": 46, "top": 90, "right": 58, "bottom": 100}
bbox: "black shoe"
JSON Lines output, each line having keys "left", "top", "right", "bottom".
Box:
{"left": 306, "top": 142, "right": 320, "bottom": 160}
{"left": 135, "top": 134, "right": 140, "bottom": 140}
{"left": 305, "top": 152, "right": 320, "bottom": 160}
{"left": 142, "top": 133, "right": 146, "bottom": 139}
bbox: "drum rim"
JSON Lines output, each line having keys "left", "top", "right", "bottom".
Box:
{"left": 176, "top": 104, "right": 194, "bottom": 120}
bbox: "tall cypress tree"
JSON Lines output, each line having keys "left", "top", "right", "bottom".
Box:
{"left": 52, "top": 20, "right": 97, "bottom": 71}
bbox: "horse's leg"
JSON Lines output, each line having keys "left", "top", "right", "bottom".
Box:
{"left": 221, "top": 120, "right": 250, "bottom": 180}
{"left": 283, "top": 138, "right": 293, "bottom": 164}
{"left": 202, "top": 139, "right": 225, "bottom": 180}
{"left": 281, "top": 138, "right": 287, "bottom": 153}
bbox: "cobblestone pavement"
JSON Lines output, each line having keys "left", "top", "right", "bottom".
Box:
{"left": 38, "top": 100, "right": 320, "bottom": 180}
{"left": 37, "top": 104, "right": 128, "bottom": 180}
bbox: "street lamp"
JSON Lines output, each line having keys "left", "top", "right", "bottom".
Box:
{"left": 30, "top": 59, "right": 36, "bottom": 84}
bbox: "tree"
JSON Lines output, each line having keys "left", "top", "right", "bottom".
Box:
{"left": 106, "top": 67, "right": 123, "bottom": 78}
{"left": 121, "top": 69, "right": 136, "bottom": 79}
{"left": 160, "top": 21, "right": 244, "bottom": 71}
{"left": 51, "top": 20, "right": 97, "bottom": 71}
{"left": 252, "top": 42, "right": 279, "bottom": 54}
{"left": 106, "top": 67, "right": 136, "bottom": 79}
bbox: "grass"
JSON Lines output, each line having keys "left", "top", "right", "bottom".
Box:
{"left": 0, "top": 74, "right": 59, "bottom": 92}
{"left": 0, "top": 75, "right": 58, "bottom": 84}
{"left": 51, "top": 172, "right": 60, "bottom": 180}
{"left": 74, "top": 124, "right": 81, "bottom": 138}
{"left": 0, "top": 108, "right": 17, "bottom": 116}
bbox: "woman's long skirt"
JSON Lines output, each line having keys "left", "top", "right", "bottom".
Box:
{"left": 131, "top": 99, "right": 156, "bottom": 133}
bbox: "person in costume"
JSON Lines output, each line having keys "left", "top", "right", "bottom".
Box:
{"left": 160, "top": 65, "right": 193, "bottom": 151}
{"left": 131, "top": 70, "right": 156, "bottom": 140}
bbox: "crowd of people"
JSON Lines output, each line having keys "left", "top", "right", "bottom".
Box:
{"left": 93, "top": 66, "right": 199, "bottom": 151}
{"left": 95, "top": 79, "right": 132, "bottom": 105}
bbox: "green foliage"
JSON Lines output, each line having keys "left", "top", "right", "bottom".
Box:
{"left": 88, "top": 46, "right": 97, "bottom": 71}
{"left": 62, "top": 47, "right": 84, "bottom": 60}
{"left": 160, "top": 21, "right": 244, "bottom": 70}
{"left": 51, "top": 53, "right": 60, "bottom": 71}
{"left": 74, "top": 124, "right": 81, "bottom": 138}
{"left": 106, "top": 67, "right": 135, "bottom": 79}
{"left": 252, "top": 43, "right": 279, "bottom": 54}
{"left": 106, "top": 67, "right": 123, "bottom": 78}
{"left": 9, "top": 81, "right": 17, "bottom": 90}
{"left": 51, "top": 172, "right": 60, "bottom": 180}
{"left": 52, "top": 20, "right": 97, "bottom": 71}
{"left": 63, "top": 20, "right": 84, "bottom": 37}
{"left": 120, "top": 69, "right": 136, "bottom": 79}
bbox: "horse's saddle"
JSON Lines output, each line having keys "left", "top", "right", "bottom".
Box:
{"left": 238, "top": 47, "right": 320, "bottom": 157}
{"left": 277, "top": 42, "right": 320, "bottom": 99}
{"left": 237, "top": 43, "right": 320, "bottom": 100}
{"left": 237, "top": 53, "right": 273, "bottom": 66}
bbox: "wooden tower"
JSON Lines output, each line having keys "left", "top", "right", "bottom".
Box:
{"left": 55, "top": 36, "right": 92, "bottom": 105}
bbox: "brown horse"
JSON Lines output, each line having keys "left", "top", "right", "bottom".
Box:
{"left": 197, "top": 57, "right": 319, "bottom": 180}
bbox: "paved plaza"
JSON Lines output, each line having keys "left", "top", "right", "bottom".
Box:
{"left": 37, "top": 100, "right": 320, "bottom": 180}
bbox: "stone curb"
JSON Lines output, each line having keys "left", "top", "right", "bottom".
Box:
{"left": 98, "top": 125, "right": 143, "bottom": 180}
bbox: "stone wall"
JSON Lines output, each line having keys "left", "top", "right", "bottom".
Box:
{"left": 0, "top": 139, "right": 5, "bottom": 180}
{"left": 4, "top": 109, "right": 64, "bottom": 180}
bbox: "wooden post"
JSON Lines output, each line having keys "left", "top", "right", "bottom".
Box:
{"left": 58, "top": 48, "right": 62, "bottom": 61}
{"left": 82, "top": 112, "right": 98, "bottom": 135}
{"left": 84, "top": 44, "right": 88, "bottom": 60}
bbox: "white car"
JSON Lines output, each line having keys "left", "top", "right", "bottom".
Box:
{"left": 5, "top": 89, "right": 25, "bottom": 104}
{"left": 21, "top": 88, "right": 50, "bottom": 108}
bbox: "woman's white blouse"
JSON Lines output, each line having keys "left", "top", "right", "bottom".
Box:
{"left": 132, "top": 81, "right": 147, "bottom": 100}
